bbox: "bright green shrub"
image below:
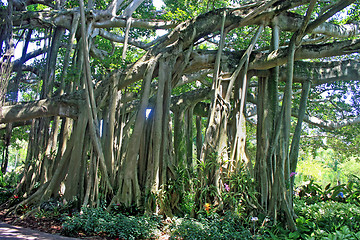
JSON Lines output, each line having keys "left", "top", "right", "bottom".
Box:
{"left": 62, "top": 207, "right": 162, "bottom": 239}
{"left": 295, "top": 201, "right": 360, "bottom": 233}
{"left": 170, "top": 212, "right": 253, "bottom": 240}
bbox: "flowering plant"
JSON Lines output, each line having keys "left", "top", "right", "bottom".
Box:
{"left": 224, "top": 183, "right": 230, "bottom": 192}
{"left": 204, "top": 203, "right": 211, "bottom": 214}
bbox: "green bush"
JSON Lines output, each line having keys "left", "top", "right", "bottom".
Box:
{"left": 170, "top": 212, "right": 253, "bottom": 240}
{"left": 260, "top": 201, "right": 360, "bottom": 239}
{"left": 296, "top": 178, "right": 360, "bottom": 206}
{"left": 319, "top": 226, "right": 360, "bottom": 240}
{"left": 62, "top": 207, "right": 162, "bottom": 239}
{"left": 0, "top": 187, "right": 14, "bottom": 205}
{"left": 59, "top": 200, "right": 360, "bottom": 240}
{"left": 295, "top": 200, "right": 360, "bottom": 233}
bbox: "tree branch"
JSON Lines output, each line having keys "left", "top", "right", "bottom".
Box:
{"left": 277, "top": 11, "right": 360, "bottom": 38}
{"left": 0, "top": 97, "right": 80, "bottom": 123}
{"left": 249, "top": 38, "right": 360, "bottom": 70}
{"left": 305, "top": 0, "right": 356, "bottom": 34}
{"left": 94, "top": 17, "right": 176, "bottom": 29}
{"left": 98, "top": 29, "right": 167, "bottom": 50}
{"left": 295, "top": 113, "right": 360, "bottom": 130}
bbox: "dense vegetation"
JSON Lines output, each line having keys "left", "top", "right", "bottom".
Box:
{"left": 1, "top": 0, "right": 360, "bottom": 238}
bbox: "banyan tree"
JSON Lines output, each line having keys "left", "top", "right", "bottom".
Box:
{"left": 1, "top": 0, "right": 360, "bottom": 229}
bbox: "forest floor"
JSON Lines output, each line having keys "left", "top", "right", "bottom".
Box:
{"left": 0, "top": 209, "right": 171, "bottom": 239}
{"left": 0, "top": 221, "right": 79, "bottom": 239}
{"left": 0, "top": 210, "right": 110, "bottom": 239}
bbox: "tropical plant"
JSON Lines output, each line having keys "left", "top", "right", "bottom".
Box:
{"left": 62, "top": 207, "right": 162, "bottom": 239}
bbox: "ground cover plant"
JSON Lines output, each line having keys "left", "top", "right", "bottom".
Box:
{"left": 1, "top": 179, "right": 360, "bottom": 239}
{"left": 59, "top": 198, "right": 360, "bottom": 239}
{"left": 62, "top": 207, "right": 163, "bottom": 239}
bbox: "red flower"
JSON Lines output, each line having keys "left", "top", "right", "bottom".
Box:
{"left": 13, "top": 195, "right": 19, "bottom": 199}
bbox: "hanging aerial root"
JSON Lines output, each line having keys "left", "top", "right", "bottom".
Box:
{"left": 111, "top": 54, "right": 161, "bottom": 207}
{"left": 59, "top": 12, "right": 80, "bottom": 93}
{"left": 201, "top": 10, "right": 227, "bottom": 156}
{"left": 121, "top": 17, "right": 132, "bottom": 60}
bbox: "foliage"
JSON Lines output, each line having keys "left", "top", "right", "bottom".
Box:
{"left": 110, "top": 202, "right": 144, "bottom": 216}
{"left": 295, "top": 177, "right": 360, "bottom": 207}
{"left": 195, "top": 152, "right": 222, "bottom": 209}
{"left": 295, "top": 200, "right": 360, "bottom": 235}
{"left": 163, "top": 0, "right": 229, "bottom": 22}
{"left": 258, "top": 200, "right": 360, "bottom": 239}
{"left": 59, "top": 203, "right": 360, "bottom": 239}
{"left": 301, "top": 79, "right": 360, "bottom": 158}
{"left": 296, "top": 148, "right": 360, "bottom": 188}
{"left": 221, "top": 165, "right": 257, "bottom": 216}
{"left": 317, "top": 226, "right": 360, "bottom": 240}
{"left": 36, "top": 197, "right": 79, "bottom": 218}
{"left": 0, "top": 186, "right": 14, "bottom": 205}
{"left": 179, "top": 190, "right": 196, "bottom": 216}
{"left": 169, "top": 212, "right": 253, "bottom": 240}
{"left": 62, "top": 207, "right": 162, "bottom": 239}
{"left": 0, "top": 170, "right": 21, "bottom": 188}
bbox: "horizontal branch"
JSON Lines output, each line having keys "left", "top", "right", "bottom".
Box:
{"left": 94, "top": 17, "right": 176, "bottom": 29}
{"left": 12, "top": 47, "right": 47, "bottom": 69}
{"left": 4, "top": 1, "right": 334, "bottom": 35}
{"left": 290, "top": 59, "right": 360, "bottom": 85}
{"left": 12, "top": 65, "right": 40, "bottom": 75}
{"left": 0, "top": 120, "right": 31, "bottom": 130}
{"left": 98, "top": 29, "right": 167, "bottom": 50}
{"left": 294, "top": 113, "right": 360, "bottom": 130}
{"left": 10, "top": 8, "right": 176, "bottom": 30}
{"left": 277, "top": 12, "right": 360, "bottom": 38}
{"left": 249, "top": 38, "right": 360, "bottom": 70}
{"left": 0, "top": 96, "right": 81, "bottom": 124}
{"left": 171, "top": 87, "right": 212, "bottom": 112}
{"left": 115, "top": 38, "right": 360, "bottom": 93}
{"left": 187, "top": 40, "right": 360, "bottom": 77}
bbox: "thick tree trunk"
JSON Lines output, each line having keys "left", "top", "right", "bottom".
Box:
{"left": 255, "top": 76, "right": 272, "bottom": 211}
{"left": 229, "top": 74, "right": 252, "bottom": 175}
{"left": 0, "top": 0, "right": 14, "bottom": 107}
{"left": 113, "top": 54, "right": 159, "bottom": 207}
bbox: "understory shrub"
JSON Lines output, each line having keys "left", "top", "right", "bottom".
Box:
{"left": 296, "top": 178, "right": 360, "bottom": 206}
{"left": 0, "top": 187, "right": 13, "bottom": 205}
{"left": 295, "top": 200, "right": 360, "bottom": 233}
{"left": 290, "top": 200, "right": 360, "bottom": 239}
{"left": 169, "top": 212, "right": 253, "bottom": 240}
{"left": 256, "top": 200, "right": 360, "bottom": 239}
{"left": 62, "top": 207, "right": 162, "bottom": 239}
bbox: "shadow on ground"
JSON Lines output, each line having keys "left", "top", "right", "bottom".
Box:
{"left": 0, "top": 222, "right": 78, "bottom": 240}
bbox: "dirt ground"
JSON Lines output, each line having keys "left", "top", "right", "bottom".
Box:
{"left": 0, "top": 221, "right": 79, "bottom": 239}
{"left": 0, "top": 209, "right": 170, "bottom": 240}
{"left": 0, "top": 210, "right": 108, "bottom": 239}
